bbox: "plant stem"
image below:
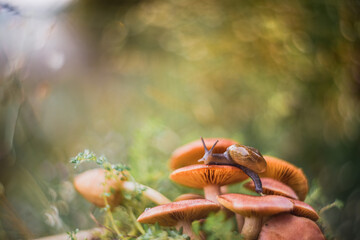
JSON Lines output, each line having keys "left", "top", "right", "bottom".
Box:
{"left": 319, "top": 200, "right": 343, "bottom": 215}
{"left": 126, "top": 206, "right": 145, "bottom": 235}
{"left": 103, "top": 196, "right": 122, "bottom": 237}
{"left": 89, "top": 210, "right": 116, "bottom": 235}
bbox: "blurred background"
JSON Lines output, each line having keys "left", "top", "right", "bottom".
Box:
{"left": 0, "top": 0, "right": 359, "bottom": 239}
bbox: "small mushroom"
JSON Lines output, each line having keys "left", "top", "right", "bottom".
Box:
{"left": 169, "top": 138, "right": 238, "bottom": 170}
{"left": 170, "top": 164, "right": 248, "bottom": 203}
{"left": 244, "top": 178, "right": 299, "bottom": 200}
{"left": 73, "top": 168, "right": 123, "bottom": 208}
{"left": 245, "top": 179, "right": 319, "bottom": 222}
{"left": 259, "top": 213, "right": 325, "bottom": 240}
{"left": 290, "top": 199, "right": 319, "bottom": 221}
{"left": 73, "top": 168, "right": 171, "bottom": 208}
{"left": 217, "top": 193, "right": 293, "bottom": 240}
{"left": 137, "top": 199, "right": 220, "bottom": 239}
{"left": 259, "top": 156, "right": 308, "bottom": 201}
{"left": 175, "top": 193, "right": 204, "bottom": 202}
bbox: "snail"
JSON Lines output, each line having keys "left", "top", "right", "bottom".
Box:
{"left": 198, "top": 137, "right": 267, "bottom": 193}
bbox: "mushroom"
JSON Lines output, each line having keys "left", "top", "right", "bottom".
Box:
{"left": 73, "top": 168, "right": 123, "bottom": 208}
{"left": 137, "top": 199, "right": 220, "bottom": 239}
{"left": 259, "top": 156, "right": 308, "bottom": 201}
{"left": 258, "top": 213, "right": 325, "bottom": 240}
{"left": 244, "top": 178, "right": 299, "bottom": 200}
{"left": 290, "top": 199, "right": 319, "bottom": 221}
{"left": 198, "top": 138, "right": 267, "bottom": 194}
{"left": 217, "top": 193, "right": 293, "bottom": 240}
{"left": 73, "top": 168, "right": 171, "bottom": 208}
{"left": 244, "top": 179, "right": 319, "bottom": 222}
{"left": 170, "top": 164, "right": 248, "bottom": 203}
{"left": 175, "top": 193, "right": 204, "bottom": 202}
{"left": 169, "top": 138, "right": 238, "bottom": 170}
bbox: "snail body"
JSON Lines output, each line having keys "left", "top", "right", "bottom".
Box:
{"left": 198, "top": 138, "right": 267, "bottom": 193}
{"left": 227, "top": 144, "right": 267, "bottom": 173}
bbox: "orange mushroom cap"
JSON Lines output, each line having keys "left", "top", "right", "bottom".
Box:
{"left": 290, "top": 199, "right": 319, "bottom": 221}
{"left": 175, "top": 193, "right": 204, "bottom": 202}
{"left": 137, "top": 199, "right": 220, "bottom": 226}
{"left": 170, "top": 164, "right": 248, "bottom": 189}
{"left": 259, "top": 213, "right": 325, "bottom": 240}
{"left": 244, "top": 178, "right": 299, "bottom": 200}
{"left": 259, "top": 156, "right": 308, "bottom": 201}
{"left": 73, "top": 168, "right": 124, "bottom": 208}
{"left": 217, "top": 194, "right": 294, "bottom": 217}
{"left": 169, "top": 138, "right": 237, "bottom": 170}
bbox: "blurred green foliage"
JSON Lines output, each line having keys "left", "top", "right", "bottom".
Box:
{"left": 137, "top": 224, "right": 189, "bottom": 240}
{"left": 201, "top": 212, "right": 242, "bottom": 240}
{"left": 0, "top": 0, "right": 360, "bottom": 239}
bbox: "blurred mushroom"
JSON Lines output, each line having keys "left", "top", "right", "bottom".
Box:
{"left": 290, "top": 199, "right": 319, "bottom": 221}
{"left": 220, "top": 185, "right": 229, "bottom": 194}
{"left": 170, "top": 164, "right": 248, "bottom": 203}
{"left": 217, "top": 193, "right": 293, "bottom": 240}
{"left": 244, "top": 178, "right": 299, "bottom": 200}
{"left": 169, "top": 138, "right": 238, "bottom": 170}
{"left": 137, "top": 199, "right": 220, "bottom": 239}
{"left": 259, "top": 213, "right": 325, "bottom": 240}
{"left": 73, "top": 168, "right": 122, "bottom": 208}
{"left": 260, "top": 156, "right": 308, "bottom": 201}
{"left": 73, "top": 168, "right": 171, "bottom": 209}
{"left": 175, "top": 193, "right": 204, "bottom": 202}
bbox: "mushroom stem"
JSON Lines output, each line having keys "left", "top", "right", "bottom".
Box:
{"left": 203, "top": 185, "right": 221, "bottom": 203}
{"left": 176, "top": 220, "right": 199, "bottom": 240}
{"left": 220, "top": 185, "right": 228, "bottom": 194}
{"left": 241, "top": 216, "right": 262, "bottom": 240}
{"left": 235, "top": 214, "right": 245, "bottom": 233}
{"left": 121, "top": 181, "right": 171, "bottom": 205}
{"left": 126, "top": 206, "right": 145, "bottom": 234}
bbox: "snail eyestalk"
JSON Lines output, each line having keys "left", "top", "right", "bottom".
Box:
{"left": 198, "top": 137, "right": 219, "bottom": 164}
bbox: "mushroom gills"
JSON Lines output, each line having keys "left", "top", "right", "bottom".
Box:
{"left": 208, "top": 161, "right": 263, "bottom": 193}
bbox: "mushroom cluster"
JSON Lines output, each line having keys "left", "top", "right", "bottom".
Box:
{"left": 73, "top": 138, "right": 325, "bottom": 239}
{"left": 137, "top": 138, "right": 325, "bottom": 240}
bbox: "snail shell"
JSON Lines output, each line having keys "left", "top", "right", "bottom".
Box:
{"left": 227, "top": 144, "right": 267, "bottom": 173}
